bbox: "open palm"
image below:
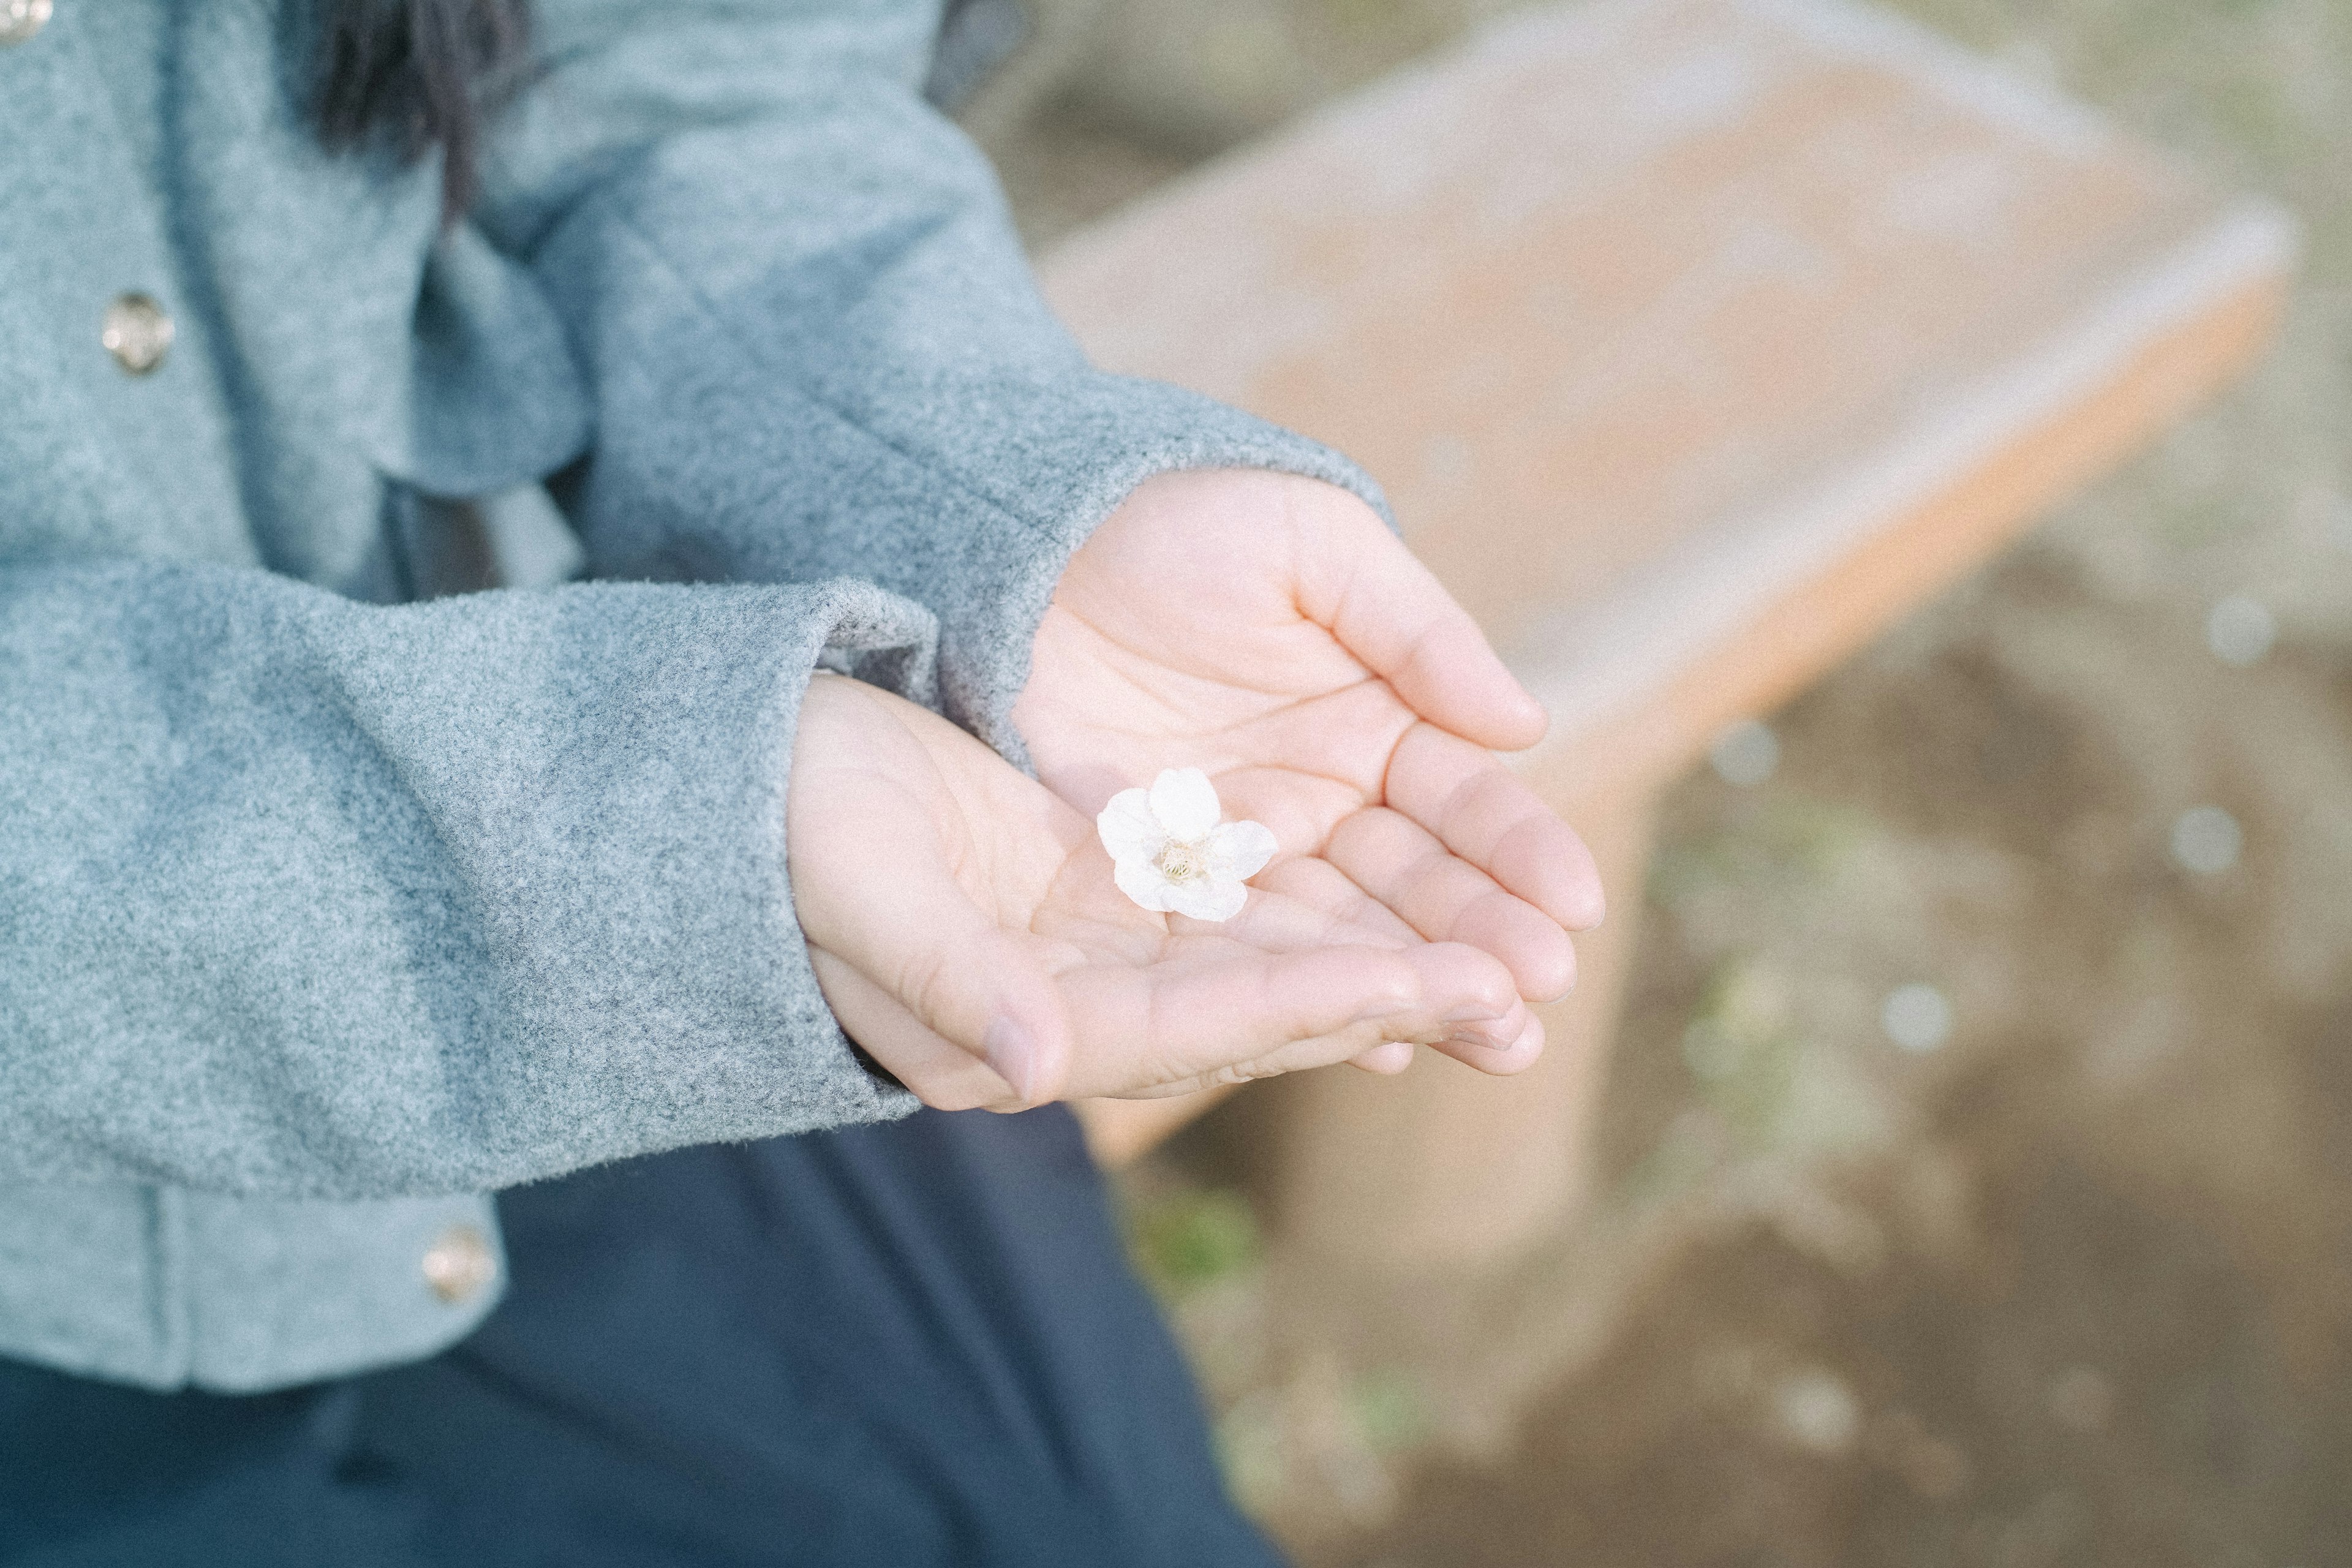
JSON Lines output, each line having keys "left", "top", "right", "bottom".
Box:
{"left": 1013, "top": 470, "right": 1605, "bottom": 1073}
{"left": 788, "top": 674, "right": 1533, "bottom": 1110}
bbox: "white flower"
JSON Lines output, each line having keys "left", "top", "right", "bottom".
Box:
{"left": 1096, "top": 767, "right": 1276, "bottom": 923}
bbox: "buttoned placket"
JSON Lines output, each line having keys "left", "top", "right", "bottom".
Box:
{"left": 421, "top": 1224, "right": 499, "bottom": 1306}
{"left": 2, "top": 0, "right": 179, "bottom": 379}
{"left": 102, "top": 291, "right": 173, "bottom": 375}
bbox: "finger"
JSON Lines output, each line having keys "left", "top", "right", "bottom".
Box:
{"left": 1427, "top": 1005, "right": 1547, "bottom": 1076}
{"left": 1245, "top": 854, "right": 1422, "bottom": 948}
{"left": 791, "top": 774, "right": 1074, "bottom": 1104}
{"left": 1295, "top": 500, "right": 1548, "bottom": 751}
{"left": 1324, "top": 806, "right": 1577, "bottom": 1001}
{"left": 808, "top": 948, "right": 1023, "bottom": 1112}
{"left": 1167, "top": 861, "right": 1429, "bottom": 1086}
{"left": 1349, "top": 1039, "right": 1419, "bottom": 1074}
{"left": 1297, "top": 1003, "right": 1547, "bottom": 1081}
{"left": 1059, "top": 939, "right": 1521, "bottom": 1100}
{"left": 1384, "top": 723, "right": 1607, "bottom": 931}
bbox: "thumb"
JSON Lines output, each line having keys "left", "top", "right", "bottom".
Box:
{"left": 1303, "top": 498, "right": 1548, "bottom": 752}
{"left": 790, "top": 778, "right": 1074, "bottom": 1106}
{"left": 807, "top": 931, "right": 1071, "bottom": 1110}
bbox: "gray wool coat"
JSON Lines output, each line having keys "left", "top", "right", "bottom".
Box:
{"left": 0, "top": 0, "right": 1376, "bottom": 1392}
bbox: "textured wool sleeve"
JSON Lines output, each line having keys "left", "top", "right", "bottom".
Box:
{"left": 475, "top": 0, "right": 1387, "bottom": 763}
{"left": 0, "top": 560, "right": 929, "bottom": 1200}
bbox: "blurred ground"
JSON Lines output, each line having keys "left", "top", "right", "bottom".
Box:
{"left": 966, "top": 1, "right": 2352, "bottom": 1562}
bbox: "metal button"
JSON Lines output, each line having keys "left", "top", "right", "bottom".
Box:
{"left": 420, "top": 1224, "right": 497, "bottom": 1305}
{"left": 0, "top": 0, "right": 51, "bottom": 47}
{"left": 101, "top": 293, "right": 173, "bottom": 376}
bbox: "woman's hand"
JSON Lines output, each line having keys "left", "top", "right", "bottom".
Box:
{"left": 1012, "top": 470, "right": 1605, "bottom": 1036}
{"left": 787, "top": 674, "right": 1534, "bottom": 1111}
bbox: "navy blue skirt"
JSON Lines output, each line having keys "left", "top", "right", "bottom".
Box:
{"left": 0, "top": 1107, "right": 1285, "bottom": 1567}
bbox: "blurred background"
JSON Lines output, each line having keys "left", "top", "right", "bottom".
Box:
{"left": 960, "top": 1, "right": 2352, "bottom": 1562}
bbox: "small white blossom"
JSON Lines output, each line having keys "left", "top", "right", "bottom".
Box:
{"left": 1096, "top": 767, "right": 1276, "bottom": 922}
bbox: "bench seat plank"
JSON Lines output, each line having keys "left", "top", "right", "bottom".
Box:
{"left": 1044, "top": 0, "right": 2293, "bottom": 1189}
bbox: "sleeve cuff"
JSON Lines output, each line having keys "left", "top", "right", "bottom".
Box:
{"left": 0, "top": 564, "right": 930, "bottom": 1199}
{"left": 423, "top": 575, "right": 933, "bottom": 1181}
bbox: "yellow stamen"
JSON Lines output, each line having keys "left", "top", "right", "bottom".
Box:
{"left": 1154, "top": 842, "right": 1208, "bottom": 883}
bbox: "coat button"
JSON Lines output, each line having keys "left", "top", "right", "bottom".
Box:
{"left": 420, "top": 1224, "right": 497, "bottom": 1305}
{"left": 101, "top": 293, "right": 173, "bottom": 375}
{"left": 0, "top": 0, "right": 51, "bottom": 47}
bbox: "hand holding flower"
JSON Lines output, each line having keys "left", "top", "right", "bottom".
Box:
{"left": 788, "top": 676, "right": 1532, "bottom": 1111}
{"left": 1015, "top": 469, "right": 1605, "bottom": 1075}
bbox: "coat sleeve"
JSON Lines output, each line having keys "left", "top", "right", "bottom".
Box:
{"left": 473, "top": 0, "right": 1387, "bottom": 763}
{"left": 0, "top": 561, "right": 929, "bottom": 1200}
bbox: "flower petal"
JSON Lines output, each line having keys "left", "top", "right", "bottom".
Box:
{"left": 1206, "top": 820, "right": 1278, "bottom": 881}
{"left": 1164, "top": 875, "right": 1248, "bottom": 923}
{"left": 1114, "top": 856, "right": 1179, "bottom": 914}
{"left": 1148, "top": 767, "right": 1223, "bottom": 843}
{"left": 1096, "top": 788, "right": 1166, "bottom": 865}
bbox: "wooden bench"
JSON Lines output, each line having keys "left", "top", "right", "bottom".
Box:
{"left": 1042, "top": 0, "right": 2295, "bottom": 1270}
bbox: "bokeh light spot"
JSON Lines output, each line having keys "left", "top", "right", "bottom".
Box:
{"left": 1709, "top": 718, "right": 1781, "bottom": 787}
{"left": 1771, "top": 1369, "right": 1860, "bottom": 1455}
{"left": 1880, "top": 983, "right": 1953, "bottom": 1053}
{"left": 2205, "top": 595, "right": 2275, "bottom": 666}
{"left": 2170, "top": 805, "right": 2242, "bottom": 875}
{"left": 2047, "top": 1365, "right": 2114, "bottom": 1434}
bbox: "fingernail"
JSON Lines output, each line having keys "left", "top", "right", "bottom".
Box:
{"left": 1445, "top": 1029, "right": 1506, "bottom": 1051}
{"left": 1444, "top": 1001, "right": 1508, "bottom": 1025}
{"left": 984, "top": 1017, "right": 1038, "bottom": 1100}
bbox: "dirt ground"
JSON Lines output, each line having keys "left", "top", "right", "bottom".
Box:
{"left": 968, "top": 1, "right": 2352, "bottom": 1562}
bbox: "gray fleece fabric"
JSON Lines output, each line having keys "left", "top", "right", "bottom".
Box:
{"left": 0, "top": 0, "right": 1381, "bottom": 1392}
